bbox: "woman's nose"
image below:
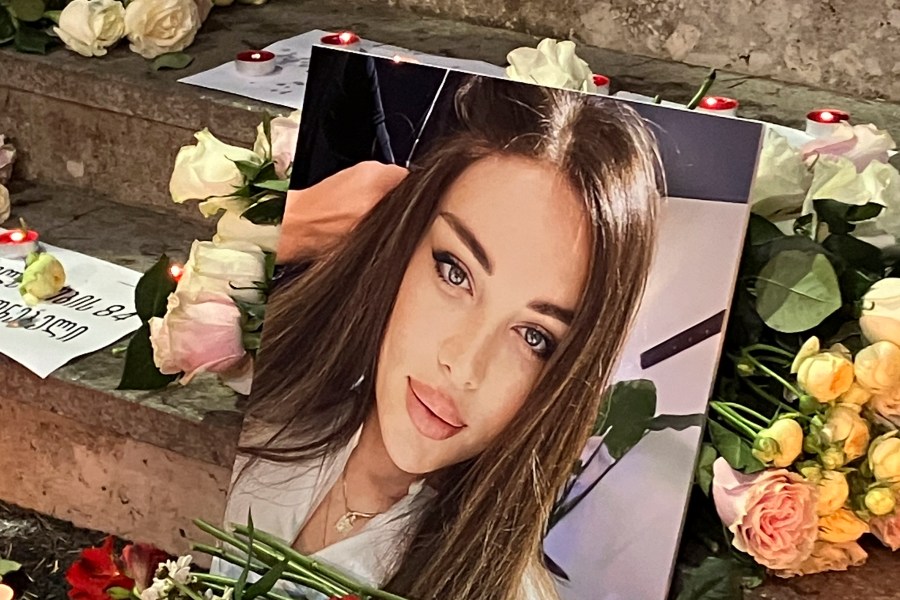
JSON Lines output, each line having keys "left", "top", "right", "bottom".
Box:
{"left": 437, "top": 318, "right": 492, "bottom": 391}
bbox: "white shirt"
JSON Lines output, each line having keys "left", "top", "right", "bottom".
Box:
{"left": 213, "top": 427, "right": 436, "bottom": 598}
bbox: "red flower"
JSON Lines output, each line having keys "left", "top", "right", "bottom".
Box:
{"left": 65, "top": 536, "right": 135, "bottom": 600}
{"left": 122, "top": 543, "right": 169, "bottom": 591}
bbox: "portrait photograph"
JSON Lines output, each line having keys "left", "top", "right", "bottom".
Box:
{"left": 218, "top": 46, "right": 764, "bottom": 600}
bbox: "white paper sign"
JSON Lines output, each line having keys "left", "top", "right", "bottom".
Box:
{"left": 0, "top": 240, "right": 142, "bottom": 378}
{"left": 178, "top": 30, "right": 506, "bottom": 109}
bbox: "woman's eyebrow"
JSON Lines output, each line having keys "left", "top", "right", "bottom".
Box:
{"left": 528, "top": 301, "right": 574, "bottom": 326}
{"left": 439, "top": 211, "right": 493, "bottom": 274}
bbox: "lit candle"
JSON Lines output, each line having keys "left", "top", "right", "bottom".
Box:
{"left": 169, "top": 263, "right": 184, "bottom": 283}
{"left": 592, "top": 74, "right": 610, "bottom": 95}
{"left": 234, "top": 50, "right": 276, "bottom": 77}
{"left": 696, "top": 96, "right": 739, "bottom": 117}
{"left": 0, "top": 583, "right": 12, "bottom": 600}
{"left": 320, "top": 31, "right": 361, "bottom": 46}
{"left": 0, "top": 227, "right": 39, "bottom": 259}
{"left": 805, "top": 108, "right": 851, "bottom": 138}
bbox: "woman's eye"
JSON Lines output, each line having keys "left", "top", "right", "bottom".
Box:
{"left": 521, "top": 327, "right": 555, "bottom": 359}
{"left": 434, "top": 252, "right": 472, "bottom": 292}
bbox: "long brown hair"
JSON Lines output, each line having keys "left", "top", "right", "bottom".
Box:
{"left": 242, "top": 76, "right": 663, "bottom": 600}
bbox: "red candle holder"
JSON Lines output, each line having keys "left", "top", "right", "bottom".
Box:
{"left": 805, "top": 108, "right": 851, "bottom": 138}
{"left": 697, "top": 96, "right": 739, "bottom": 116}
{"left": 234, "top": 50, "right": 276, "bottom": 77}
{"left": 320, "top": 31, "right": 361, "bottom": 46}
{"left": 592, "top": 74, "right": 610, "bottom": 94}
{"left": 0, "top": 228, "right": 39, "bottom": 259}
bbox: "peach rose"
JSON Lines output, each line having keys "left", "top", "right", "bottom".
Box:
{"left": 712, "top": 458, "right": 818, "bottom": 570}
{"left": 870, "top": 510, "right": 900, "bottom": 550}
{"left": 818, "top": 508, "right": 869, "bottom": 543}
{"left": 855, "top": 341, "right": 900, "bottom": 395}
{"left": 796, "top": 347, "right": 854, "bottom": 402}
{"left": 773, "top": 540, "right": 867, "bottom": 577}
{"left": 871, "top": 387, "right": 900, "bottom": 426}
{"left": 821, "top": 404, "right": 870, "bottom": 464}
{"left": 148, "top": 290, "right": 246, "bottom": 384}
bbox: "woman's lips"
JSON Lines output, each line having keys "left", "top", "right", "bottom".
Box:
{"left": 406, "top": 378, "right": 465, "bottom": 441}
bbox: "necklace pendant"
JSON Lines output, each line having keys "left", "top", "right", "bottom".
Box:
{"left": 335, "top": 512, "right": 356, "bottom": 534}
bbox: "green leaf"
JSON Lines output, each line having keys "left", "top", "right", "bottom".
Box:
{"left": 261, "top": 112, "right": 273, "bottom": 159}
{"left": 14, "top": 23, "right": 52, "bottom": 53}
{"left": 234, "top": 511, "right": 255, "bottom": 600}
{"left": 234, "top": 159, "right": 262, "bottom": 182}
{"left": 264, "top": 251, "right": 276, "bottom": 283}
{"left": 242, "top": 330, "right": 261, "bottom": 350}
{"left": 813, "top": 200, "right": 884, "bottom": 235}
{"left": 746, "top": 213, "right": 783, "bottom": 247}
{"left": 0, "top": 6, "right": 15, "bottom": 44}
{"left": 0, "top": 560, "right": 22, "bottom": 576}
{"left": 675, "top": 556, "right": 744, "bottom": 600}
{"left": 695, "top": 443, "right": 717, "bottom": 495}
{"left": 151, "top": 51, "right": 194, "bottom": 71}
{"left": 646, "top": 413, "right": 705, "bottom": 432}
{"left": 42, "top": 9, "right": 60, "bottom": 23}
{"left": 708, "top": 420, "right": 765, "bottom": 473}
{"left": 255, "top": 162, "right": 278, "bottom": 184}
{"left": 792, "top": 213, "right": 814, "bottom": 237}
{"left": 9, "top": 0, "right": 45, "bottom": 22}
{"left": 252, "top": 179, "right": 290, "bottom": 193}
{"left": 106, "top": 587, "right": 134, "bottom": 600}
{"left": 595, "top": 379, "right": 657, "bottom": 459}
{"left": 241, "top": 196, "right": 285, "bottom": 225}
{"left": 755, "top": 250, "right": 842, "bottom": 333}
{"left": 117, "top": 324, "right": 178, "bottom": 390}
{"left": 822, "top": 234, "right": 883, "bottom": 275}
{"left": 134, "top": 254, "right": 177, "bottom": 322}
{"left": 244, "top": 559, "right": 289, "bottom": 599}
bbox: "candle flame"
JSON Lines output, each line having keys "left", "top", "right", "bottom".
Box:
{"left": 339, "top": 31, "right": 354, "bottom": 43}
{"left": 703, "top": 97, "right": 718, "bottom": 107}
{"left": 820, "top": 111, "right": 835, "bottom": 122}
{"left": 10, "top": 230, "right": 26, "bottom": 242}
{"left": 169, "top": 263, "right": 185, "bottom": 282}
{"left": 251, "top": 52, "right": 261, "bottom": 60}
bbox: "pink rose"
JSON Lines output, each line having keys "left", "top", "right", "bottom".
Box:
{"left": 773, "top": 540, "right": 867, "bottom": 577}
{"left": 253, "top": 110, "right": 301, "bottom": 179}
{"left": 148, "top": 290, "right": 246, "bottom": 384}
{"left": 712, "top": 458, "right": 818, "bottom": 570}
{"left": 801, "top": 122, "right": 895, "bottom": 172}
{"left": 870, "top": 511, "right": 900, "bottom": 550}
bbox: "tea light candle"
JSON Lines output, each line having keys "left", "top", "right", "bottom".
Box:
{"left": 696, "top": 96, "right": 739, "bottom": 117}
{"left": 320, "top": 31, "right": 361, "bottom": 46}
{"left": 0, "top": 228, "right": 39, "bottom": 259}
{"left": 234, "top": 50, "right": 276, "bottom": 77}
{"left": 592, "top": 74, "right": 610, "bottom": 95}
{"left": 805, "top": 108, "right": 851, "bottom": 138}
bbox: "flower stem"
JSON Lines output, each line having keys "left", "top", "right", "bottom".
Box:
{"left": 744, "top": 378, "right": 798, "bottom": 413}
{"left": 710, "top": 401, "right": 761, "bottom": 439}
{"left": 686, "top": 68, "right": 717, "bottom": 109}
{"left": 743, "top": 354, "right": 804, "bottom": 399}
{"left": 168, "top": 578, "right": 205, "bottom": 600}
{"left": 743, "top": 344, "right": 795, "bottom": 359}
{"left": 719, "top": 402, "right": 771, "bottom": 425}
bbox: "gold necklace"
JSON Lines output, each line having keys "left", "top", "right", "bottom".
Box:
{"left": 334, "top": 471, "right": 380, "bottom": 534}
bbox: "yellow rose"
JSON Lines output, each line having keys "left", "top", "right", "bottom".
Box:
{"left": 820, "top": 447, "right": 846, "bottom": 470}
{"left": 18, "top": 252, "right": 66, "bottom": 306}
{"left": 752, "top": 419, "right": 803, "bottom": 467}
{"left": 869, "top": 432, "right": 900, "bottom": 484}
{"left": 854, "top": 341, "right": 900, "bottom": 394}
{"left": 791, "top": 336, "right": 821, "bottom": 373}
{"left": 839, "top": 382, "right": 872, "bottom": 408}
{"left": 821, "top": 404, "right": 870, "bottom": 464}
{"left": 865, "top": 487, "right": 897, "bottom": 516}
{"left": 818, "top": 508, "right": 869, "bottom": 543}
{"left": 796, "top": 348, "right": 854, "bottom": 402}
{"left": 815, "top": 471, "right": 850, "bottom": 516}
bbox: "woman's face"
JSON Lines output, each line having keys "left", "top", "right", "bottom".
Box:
{"left": 374, "top": 155, "right": 591, "bottom": 475}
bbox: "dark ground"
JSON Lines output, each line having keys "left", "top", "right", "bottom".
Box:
{"left": 0, "top": 500, "right": 115, "bottom": 600}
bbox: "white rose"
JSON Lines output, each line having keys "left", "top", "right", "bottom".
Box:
{"left": 53, "top": 0, "right": 126, "bottom": 58}
{"left": 861, "top": 279, "right": 900, "bottom": 347}
{"left": 124, "top": 0, "right": 200, "bottom": 59}
{"left": 177, "top": 239, "right": 266, "bottom": 303}
{"left": 253, "top": 110, "right": 302, "bottom": 179}
{"left": 750, "top": 127, "right": 812, "bottom": 221}
{"left": 801, "top": 122, "right": 896, "bottom": 172}
{"left": 506, "top": 38, "right": 597, "bottom": 92}
{"left": 0, "top": 184, "right": 9, "bottom": 223}
{"left": 169, "top": 128, "right": 261, "bottom": 203}
{"left": 213, "top": 209, "right": 281, "bottom": 253}
{"left": 803, "top": 155, "right": 900, "bottom": 214}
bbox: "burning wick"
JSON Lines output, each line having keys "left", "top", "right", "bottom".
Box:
{"left": 10, "top": 230, "right": 25, "bottom": 243}
{"left": 169, "top": 263, "right": 185, "bottom": 282}
{"left": 320, "top": 31, "right": 361, "bottom": 46}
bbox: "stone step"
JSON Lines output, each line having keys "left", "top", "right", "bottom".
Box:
{"left": 0, "top": 181, "right": 239, "bottom": 558}
{"left": 3, "top": 0, "right": 900, "bottom": 223}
